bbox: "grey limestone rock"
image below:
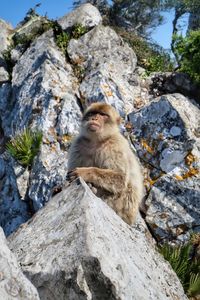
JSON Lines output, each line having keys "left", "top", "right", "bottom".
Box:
{"left": 129, "top": 93, "right": 200, "bottom": 174}
{"left": 0, "top": 227, "right": 39, "bottom": 300}
{"left": 68, "top": 25, "right": 140, "bottom": 114}
{"left": 146, "top": 173, "right": 200, "bottom": 243}
{"left": 0, "top": 19, "right": 13, "bottom": 83}
{"left": 4, "top": 30, "right": 82, "bottom": 210}
{"left": 58, "top": 3, "right": 102, "bottom": 31}
{"left": 9, "top": 179, "right": 188, "bottom": 300}
{"left": 129, "top": 93, "right": 200, "bottom": 242}
{"left": 0, "top": 156, "right": 30, "bottom": 236}
{"left": 0, "top": 19, "right": 13, "bottom": 53}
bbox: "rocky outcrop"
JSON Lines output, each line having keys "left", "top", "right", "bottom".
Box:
{"left": 0, "top": 19, "right": 13, "bottom": 83}
{"left": 0, "top": 227, "right": 39, "bottom": 300}
{"left": 58, "top": 3, "right": 102, "bottom": 31}
{"left": 129, "top": 93, "right": 200, "bottom": 242}
{"left": 9, "top": 179, "right": 188, "bottom": 300}
{"left": 0, "top": 156, "right": 29, "bottom": 236}
{"left": 0, "top": 1, "right": 199, "bottom": 248}
{"left": 67, "top": 25, "right": 140, "bottom": 114}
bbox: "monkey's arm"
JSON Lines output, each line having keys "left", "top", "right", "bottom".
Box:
{"left": 67, "top": 167, "right": 126, "bottom": 194}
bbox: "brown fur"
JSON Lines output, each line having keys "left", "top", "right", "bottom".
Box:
{"left": 67, "top": 102, "right": 143, "bottom": 225}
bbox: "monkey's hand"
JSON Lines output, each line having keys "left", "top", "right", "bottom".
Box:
{"left": 66, "top": 167, "right": 93, "bottom": 183}
{"left": 67, "top": 167, "right": 126, "bottom": 194}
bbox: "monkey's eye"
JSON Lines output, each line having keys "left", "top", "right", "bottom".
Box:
{"left": 99, "top": 112, "right": 109, "bottom": 117}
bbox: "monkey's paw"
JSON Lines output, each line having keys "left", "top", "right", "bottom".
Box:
{"left": 66, "top": 167, "right": 92, "bottom": 182}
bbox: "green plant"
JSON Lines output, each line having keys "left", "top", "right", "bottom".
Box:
{"left": 55, "top": 31, "right": 70, "bottom": 53}
{"left": 2, "top": 44, "right": 15, "bottom": 80}
{"left": 6, "top": 128, "right": 43, "bottom": 168}
{"left": 173, "top": 30, "right": 200, "bottom": 84}
{"left": 113, "top": 26, "right": 174, "bottom": 74}
{"left": 158, "top": 242, "right": 200, "bottom": 297}
{"left": 71, "top": 23, "right": 88, "bottom": 39}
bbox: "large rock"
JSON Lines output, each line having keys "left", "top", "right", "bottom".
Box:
{"left": 145, "top": 173, "right": 200, "bottom": 243}
{"left": 0, "top": 156, "right": 30, "bottom": 236}
{"left": 9, "top": 179, "right": 188, "bottom": 300}
{"left": 129, "top": 93, "right": 200, "bottom": 242}
{"left": 0, "top": 19, "right": 13, "bottom": 83}
{"left": 67, "top": 25, "right": 140, "bottom": 115}
{"left": 0, "top": 227, "right": 39, "bottom": 299}
{"left": 0, "top": 19, "right": 13, "bottom": 53}
{"left": 129, "top": 93, "right": 200, "bottom": 174}
{"left": 1, "top": 30, "right": 82, "bottom": 210}
{"left": 148, "top": 72, "right": 200, "bottom": 103}
{"left": 58, "top": 3, "right": 102, "bottom": 31}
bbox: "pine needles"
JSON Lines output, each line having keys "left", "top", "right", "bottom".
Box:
{"left": 6, "top": 128, "right": 43, "bottom": 168}
{"left": 158, "top": 241, "right": 200, "bottom": 297}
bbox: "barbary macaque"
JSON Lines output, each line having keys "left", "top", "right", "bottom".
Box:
{"left": 67, "top": 102, "right": 143, "bottom": 225}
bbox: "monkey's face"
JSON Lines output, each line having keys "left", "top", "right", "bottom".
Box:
{"left": 83, "top": 111, "right": 109, "bottom": 133}
{"left": 81, "top": 103, "right": 121, "bottom": 139}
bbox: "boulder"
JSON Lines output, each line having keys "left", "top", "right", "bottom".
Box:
{"left": 129, "top": 93, "right": 200, "bottom": 242}
{"left": 145, "top": 173, "right": 200, "bottom": 243}
{"left": 0, "top": 19, "right": 13, "bottom": 83}
{"left": 58, "top": 3, "right": 102, "bottom": 31}
{"left": 1, "top": 30, "right": 82, "bottom": 210}
{"left": 0, "top": 227, "right": 39, "bottom": 299}
{"left": 9, "top": 179, "right": 188, "bottom": 300}
{"left": 128, "top": 93, "right": 200, "bottom": 174}
{"left": 0, "top": 156, "right": 30, "bottom": 236}
{"left": 67, "top": 25, "right": 140, "bottom": 114}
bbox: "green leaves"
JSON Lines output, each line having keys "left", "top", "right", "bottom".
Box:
{"left": 173, "top": 30, "right": 200, "bottom": 84}
{"left": 6, "top": 128, "right": 43, "bottom": 168}
{"left": 159, "top": 242, "right": 200, "bottom": 297}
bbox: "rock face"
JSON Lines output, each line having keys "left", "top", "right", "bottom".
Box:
{"left": 68, "top": 25, "right": 139, "bottom": 114}
{"left": 58, "top": 3, "right": 102, "bottom": 30}
{"left": 0, "top": 156, "right": 29, "bottom": 236}
{"left": 0, "top": 1, "right": 199, "bottom": 247}
{"left": 129, "top": 93, "right": 200, "bottom": 242}
{"left": 0, "top": 19, "right": 13, "bottom": 83}
{"left": 9, "top": 179, "right": 188, "bottom": 300}
{"left": 0, "top": 227, "right": 39, "bottom": 300}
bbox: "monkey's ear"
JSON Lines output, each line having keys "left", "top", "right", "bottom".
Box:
{"left": 116, "top": 116, "right": 122, "bottom": 125}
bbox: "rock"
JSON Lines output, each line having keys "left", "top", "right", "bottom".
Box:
{"left": 3, "top": 30, "right": 82, "bottom": 210}
{"left": 146, "top": 173, "right": 200, "bottom": 243}
{"left": 58, "top": 3, "right": 102, "bottom": 31}
{"left": 0, "top": 19, "right": 13, "bottom": 83}
{"left": 148, "top": 72, "right": 200, "bottom": 103}
{"left": 0, "top": 19, "right": 13, "bottom": 53}
{"left": 0, "top": 83, "right": 12, "bottom": 136}
{"left": 0, "top": 227, "right": 39, "bottom": 299}
{"left": 129, "top": 93, "right": 200, "bottom": 242}
{"left": 0, "top": 156, "right": 30, "bottom": 236}
{"left": 128, "top": 93, "right": 200, "bottom": 174}
{"left": 9, "top": 179, "right": 188, "bottom": 300}
{"left": 68, "top": 25, "right": 140, "bottom": 114}
{"left": 14, "top": 15, "right": 48, "bottom": 39}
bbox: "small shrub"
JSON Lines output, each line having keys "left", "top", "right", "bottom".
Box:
{"left": 173, "top": 30, "right": 200, "bottom": 84}
{"left": 55, "top": 31, "right": 70, "bottom": 54}
{"left": 114, "top": 26, "right": 174, "bottom": 74}
{"left": 158, "top": 242, "right": 200, "bottom": 297}
{"left": 6, "top": 128, "right": 43, "bottom": 168}
{"left": 2, "top": 45, "right": 15, "bottom": 80}
{"left": 71, "top": 23, "right": 88, "bottom": 39}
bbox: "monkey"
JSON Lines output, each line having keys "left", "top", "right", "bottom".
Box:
{"left": 67, "top": 102, "right": 144, "bottom": 225}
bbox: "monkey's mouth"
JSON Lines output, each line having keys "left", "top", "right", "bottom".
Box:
{"left": 88, "top": 122, "right": 100, "bottom": 131}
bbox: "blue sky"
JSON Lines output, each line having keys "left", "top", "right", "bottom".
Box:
{"left": 0, "top": 0, "right": 182, "bottom": 51}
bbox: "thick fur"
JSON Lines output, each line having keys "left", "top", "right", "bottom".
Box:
{"left": 67, "top": 103, "right": 143, "bottom": 225}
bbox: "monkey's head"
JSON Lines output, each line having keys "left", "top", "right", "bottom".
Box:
{"left": 81, "top": 102, "right": 121, "bottom": 140}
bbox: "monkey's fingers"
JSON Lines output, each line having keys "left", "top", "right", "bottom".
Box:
{"left": 66, "top": 171, "right": 78, "bottom": 182}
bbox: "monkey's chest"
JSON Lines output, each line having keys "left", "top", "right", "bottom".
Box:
{"left": 80, "top": 146, "right": 111, "bottom": 169}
